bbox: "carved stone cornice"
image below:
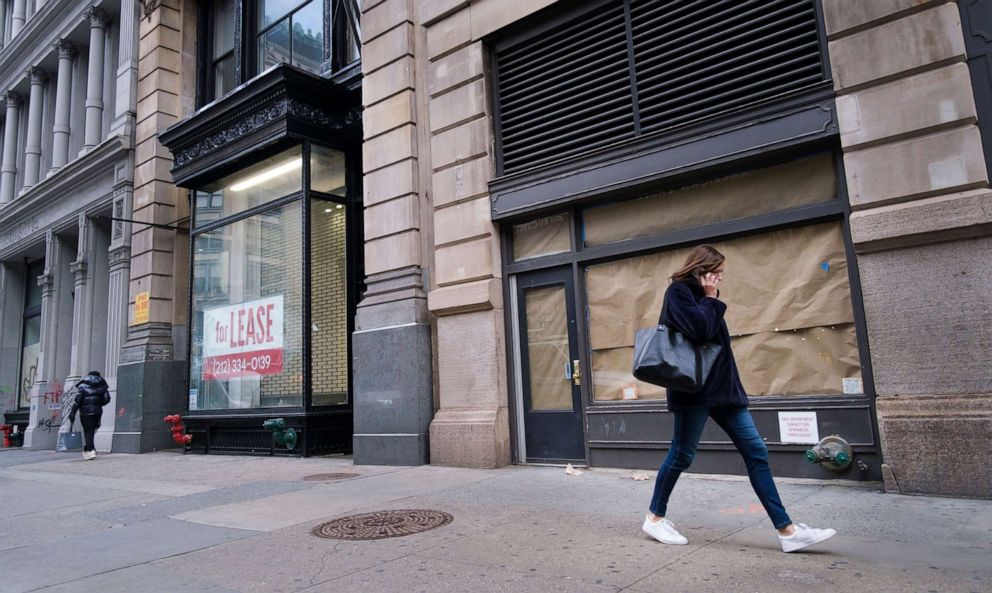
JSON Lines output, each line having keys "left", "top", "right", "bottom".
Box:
{"left": 54, "top": 39, "right": 77, "bottom": 60}
{"left": 159, "top": 64, "right": 362, "bottom": 187}
{"left": 85, "top": 7, "right": 109, "bottom": 28}
{"left": 27, "top": 66, "right": 47, "bottom": 85}
{"left": 69, "top": 259, "right": 88, "bottom": 285}
{"left": 108, "top": 245, "right": 131, "bottom": 269}
{"left": 3, "top": 90, "right": 22, "bottom": 107}
{"left": 37, "top": 272, "right": 55, "bottom": 296}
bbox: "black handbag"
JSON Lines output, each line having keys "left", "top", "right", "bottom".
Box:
{"left": 632, "top": 294, "right": 722, "bottom": 393}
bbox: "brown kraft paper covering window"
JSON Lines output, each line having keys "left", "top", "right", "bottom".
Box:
{"left": 525, "top": 286, "right": 574, "bottom": 411}
{"left": 585, "top": 222, "right": 860, "bottom": 400}
{"left": 583, "top": 153, "right": 836, "bottom": 247}
{"left": 513, "top": 212, "right": 572, "bottom": 261}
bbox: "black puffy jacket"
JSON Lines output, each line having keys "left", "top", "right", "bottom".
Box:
{"left": 73, "top": 373, "right": 110, "bottom": 417}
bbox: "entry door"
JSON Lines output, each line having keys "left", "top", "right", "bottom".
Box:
{"left": 516, "top": 267, "right": 585, "bottom": 462}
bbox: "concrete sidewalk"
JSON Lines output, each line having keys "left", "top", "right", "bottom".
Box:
{"left": 0, "top": 449, "right": 989, "bottom": 593}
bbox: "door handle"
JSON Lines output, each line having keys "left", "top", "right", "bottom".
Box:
{"left": 572, "top": 360, "right": 581, "bottom": 386}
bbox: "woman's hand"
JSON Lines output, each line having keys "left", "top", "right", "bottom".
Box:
{"left": 700, "top": 272, "right": 720, "bottom": 298}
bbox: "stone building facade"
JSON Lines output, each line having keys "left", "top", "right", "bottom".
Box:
{"left": 0, "top": 0, "right": 141, "bottom": 452}
{"left": 355, "top": 0, "right": 991, "bottom": 498}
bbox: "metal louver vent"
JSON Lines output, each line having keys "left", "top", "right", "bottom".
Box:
{"left": 495, "top": 2, "right": 635, "bottom": 175}
{"left": 631, "top": 0, "right": 824, "bottom": 133}
{"left": 493, "top": 0, "right": 826, "bottom": 176}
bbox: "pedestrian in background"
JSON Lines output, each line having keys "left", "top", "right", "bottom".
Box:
{"left": 67, "top": 371, "right": 111, "bottom": 460}
{"left": 642, "top": 245, "right": 837, "bottom": 553}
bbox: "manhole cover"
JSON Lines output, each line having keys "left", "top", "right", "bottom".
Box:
{"left": 302, "top": 473, "right": 360, "bottom": 482}
{"left": 311, "top": 509, "right": 454, "bottom": 540}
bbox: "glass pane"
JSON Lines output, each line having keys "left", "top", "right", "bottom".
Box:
{"left": 583, "top": 153, "right": 836, "bottom": 247}
{"left": 258, "top": 19, "right": 291, "bottom": 71}
{"left": 193, "top": 146, "right": 303, "bottom": 226}
{"left": 512, "top": 213, "right": 571, "bottom": 261}
{"left": 310, "top": 145, "right": 346, "bottom": 196}
{"left": 190, "top": 202, "right": 304, "bottom": 410}
{"left": 19, "top": 315, "right": 41, "bottom": 408}
{"left": 584, "top": 221, "right": 860, "bottom": 401}
{"left": 338, "top": 0, "right": 360, "bottom": 65}
{"left": 292, "top": 0, "right": 324, "bottom": 74}
{"left": 212, "top": 0, "right": 236, "bottom": 58}
{"left": 213, "top": 54, "right": 236, "bottom": 99}
{"left": 24, "top": 260, "right": 44, "bottom": 308}
{"left": 261, "top": 0, "right": 304, "bottom": 28}
{"left": 310, "top": 200, "right": 348, "bottom": 406}
{"left": 524, "top": 285, "right": 573, "bottom": 411}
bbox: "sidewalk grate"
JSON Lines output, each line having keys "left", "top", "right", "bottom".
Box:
{"left": 302, "top": 473, "right": 360, "bottom": 482}
{"left": 311, "top": 509, "right": 454, "bottom": 540}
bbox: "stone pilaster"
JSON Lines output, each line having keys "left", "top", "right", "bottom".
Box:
{"left": 10, "top": 0, "right": 24, "bottom": 38}
{"left": 0, "top": 91, "right": 21, "bottom": 203}
{"left": 0, "top": 262, "right": 23, "bottom": 415}
{"left": 353, "top": 0, "right": 434, "bottom": 465}
{"left": 50, "top": 40, "right": 76, "bottom": 172}
{"left": 22, "top": 67, "right": 47, "bottom": 189}
{"left": 824, "top": 0, "right": 992, "bottom": 498}
{"left": 111, "top": 0, "right": 139, "bottom": 139}
{"left": 82, "top": 7, "right": 109, "bottom": 151}
{"left": 0, "top": 1, "right": 7, "bottom": 49}
{"left": 24, "top": 232, "right": 74, "bottom": 450}
{"left": 113, "top": 0, "right": 188, "bottom": 454}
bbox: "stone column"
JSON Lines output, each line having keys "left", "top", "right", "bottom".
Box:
{"left": 110, "top": 0, "right": 139, "bottom": 138}
{"left": 352, "top": 0, "right": 434, "bottom": 465}
{"left": 1, "top": 91, "right": 21, "bottom": 203}
{"left": 22, "top": 66, "right": 46, "bottom": 189}
{"left": 10, "top": 0, "right": 25, "bottom": 38}
{"left": 50, "top": 40, "right": 76, "bottom": 173}
{"left": 824, "top": 1, "right": 992, "bottom": 498}
{"left": 98, "top": 186, "right": 132, "bottom": 451}
{"left": 82, "top": 7, "right": 109, "bottom": 151}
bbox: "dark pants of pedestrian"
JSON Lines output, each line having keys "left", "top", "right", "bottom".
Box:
{"left": 649, "top": 405, "right": 792, "bottom": 529}
{"left": 80, "top": 415, "right": 101, "bottom": 453}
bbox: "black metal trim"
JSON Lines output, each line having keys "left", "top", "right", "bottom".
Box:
{"left": 191, "top": 190, "right": 305, "bottom": 236}
{"left": 621, "top": 0, "right": 641, "bottom": 135}
{"left": 302, "top": 141, "right": 313, "bottom": 414}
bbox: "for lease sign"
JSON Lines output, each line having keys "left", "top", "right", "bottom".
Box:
{"left": 202, "top": 295, "right": 284, "bottom": 380}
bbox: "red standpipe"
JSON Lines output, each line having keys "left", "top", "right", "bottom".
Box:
{"left": 163, "top": 415, "right": 192, "bottom": 446}
{"left": 0, "top": 424, "right": 10, "bottom": 448}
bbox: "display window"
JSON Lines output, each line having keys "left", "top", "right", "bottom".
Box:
{"left": 188, "top": 143, "right": 351, "bottom": 412}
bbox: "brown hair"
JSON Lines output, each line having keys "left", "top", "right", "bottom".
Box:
{"left": 670, "top": 245, "right": 725, "bottom": 282}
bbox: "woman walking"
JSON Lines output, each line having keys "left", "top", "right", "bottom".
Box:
{"left": 67, "top": 371, "right": 111, "bottom": 460}
{"left": 641, "top": 245, "right": 836, "bottom": 553}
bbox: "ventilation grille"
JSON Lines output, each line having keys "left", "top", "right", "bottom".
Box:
{"left": 493, "top": 0, "right": 826, "bottom": 175}
{"left": 495, "top": 2, "right": 635, "bottom": 175}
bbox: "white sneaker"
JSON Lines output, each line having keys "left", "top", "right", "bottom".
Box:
{"left": 642, "top": 515, "right": 688, "bottom": 545}
{"left": 779, "top": 523, "right": 836, "bottom": 553}
{"left": 83, "top": 450, "right": 96, "bottom": 460}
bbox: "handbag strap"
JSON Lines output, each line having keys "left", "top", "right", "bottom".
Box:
{"left": 657, "top": 290, "right": 669, "bottom": 326}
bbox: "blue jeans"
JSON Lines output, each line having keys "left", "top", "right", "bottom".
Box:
{"left": 648, "top": 405, "right": 792, "bottom": 529}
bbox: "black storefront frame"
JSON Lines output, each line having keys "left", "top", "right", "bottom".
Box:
{"left": 500, "top": 144, "right": 881, "bottom": 479}
{"left": 183, "top": 139, "right": 360, "bottom": 455}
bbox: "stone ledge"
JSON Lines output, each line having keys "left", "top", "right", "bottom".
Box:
{"left": 427, "top": 278, "right": 501, "bottom": 315}
{"left": 429, "top": 407, "right": 511, "bottom": 468}
{"left": 876, "top": 393, "right": 992, "bottom": 498}
{"left": 822, "top": 0, "right": 947, "bottom": 39}
{"left": 850, "top": 189, "right": 992, "bottom": 252}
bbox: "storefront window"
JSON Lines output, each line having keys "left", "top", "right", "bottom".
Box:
{"left": 585, "top": 222, "right": 862, "bottom": 402}
{"left": 582, "top": 153, "right": 837, "bottom": 247}
{"left": 310, "top": 200, "right": 348, "bottom": 405}
{"left": 190, "top": 203, "right": 304, "bottom": 410}
{"left": 310, "top": 145, "right": 347, "bottom": 196}
{"left": 193, "top": 146, "right": 303, "bottom": 226}
{"left": 512, "top": 212, "right": 572, "bottom": 261}
{"left": 18, "top": 261, "right": 44, "bottom": 408}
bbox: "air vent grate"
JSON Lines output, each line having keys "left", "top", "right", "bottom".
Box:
{"left": 493, "top": 0, "right": 826, "bottom": 175}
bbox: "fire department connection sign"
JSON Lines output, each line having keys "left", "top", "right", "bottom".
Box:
{"left": 202, "top": 295, "right": 284, "bottom": 380}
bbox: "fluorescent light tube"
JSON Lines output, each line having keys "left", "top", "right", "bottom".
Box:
{"left": 230, "top": 158, "right": 302, "bottom": 192}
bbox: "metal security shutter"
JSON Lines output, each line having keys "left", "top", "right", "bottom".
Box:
{"left": 493, "top": 0, "right": 826, "bottom": 176}
{"left": 631, "top": 0, "right": 824, "bottom": 133}
{"left": 494, "top": 2, "right": 635, "bottom": 175}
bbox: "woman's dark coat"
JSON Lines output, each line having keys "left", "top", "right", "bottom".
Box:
{"left": 661, "top": 277, "right": 749, "bottom": 411}
{"left": 73, "top": 373, "right": 111, "bottom": 417}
